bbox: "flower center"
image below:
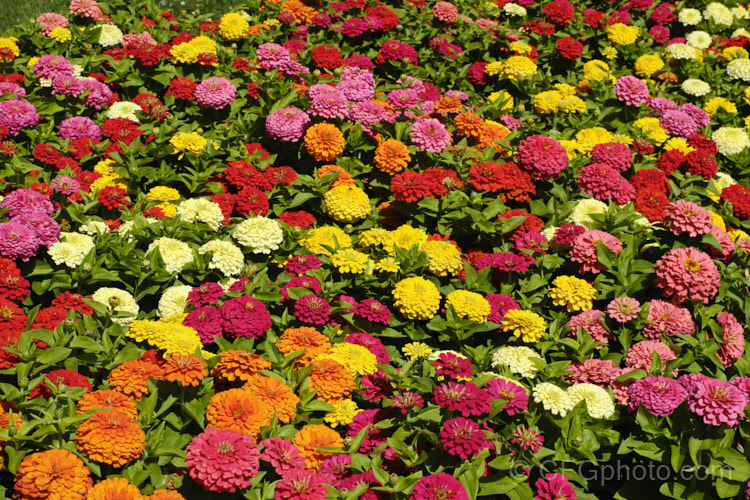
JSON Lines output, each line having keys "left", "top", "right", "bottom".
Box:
{"left": 215, "top": 441, "right": 235, "bottom": 454}
{"left": 683, "top": 258, "right": 701, "bottom": 272}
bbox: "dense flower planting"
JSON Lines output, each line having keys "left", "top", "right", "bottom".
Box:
{"left": 1, "top": 0, "right": 750, "bottom": 498}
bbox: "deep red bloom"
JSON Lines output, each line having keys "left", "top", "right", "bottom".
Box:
{"left": 29, "top": 369, "right": 92, "bottom": 399}
{"left": 280, "top": 210, "right": 316, "bottom": 229}
{"left": 165, "top": 76, "right": 197, "bottom": 100}
{"left": 543, "top": 0, "right": 575, "bottom": 25}
{"left": 556, "top": 37, "right": 583, "bottom": 60}
{"left": 391, "top": 171, "right": 432, "bottom": 203}
{"left": 721, "top": 184, "right": 750, "bottom": 220}
{"left": 234, "top": 187, "right": 269, "bottom": 216}
{"left": 497, "top": 209, "right": 543, "bottom": 241}
{"left": 656, "top": 149, "right": 686, "bottom": 175}
{"left": 311, "top": 46, "right": 344, "bottom": 70}
{"left": 98, "top": 185, "right": 131, "bottom": 210}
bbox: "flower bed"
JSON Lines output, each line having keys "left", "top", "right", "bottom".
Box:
{"left": 1, "top": 0, "right": 750, "bottom": 498}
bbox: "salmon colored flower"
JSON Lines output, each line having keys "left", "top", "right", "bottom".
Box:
{"left": 210, "top": 350, "right": 271, "bottom": 383}
{"left": 107, "top": 360, "right": 164, "bottom": 400}
{"left": 13, "top": 449, "right": 93, "bottom": 500}
{"left": 76, "top": 390, "right": 138, "bottom": 421}
{"left": 244, "top": 375, "right": 300, "bottom": 424}
{"left": 87, "top": 478, "right": 142, "bottom": 499}
{"left": 305, "top": 123, "right": 345, "bottom": 161}
{"left": 292, "top": 424, "right": 344, "bottom": 469}
{"left": 206, "top": 388, "right": 273, "bottom": 440}
{"left": 75, "top": 410, "right": 145, "bottom": 467}
{"left": 162, "top": 355, "right": 208, "bottom": 387}
{"left": 308, "top": 358, "right": 356, "bottom": 403}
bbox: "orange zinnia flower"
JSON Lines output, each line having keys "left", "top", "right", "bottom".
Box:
{"left": 107, "top": 360, "right": 164, "bottom": 400}
{"left": 454, "top": 112, "right": 485, "bottom": 138}
{"left": 374, "top": 139, "right": 411, "bottom": 175}
{"left": 476, "top": 121, "right": 511, "bottom": 152}
{"left": 162, "top": 355, "right": 208, "bottom": 387}
{"left": 308, "top": 358, "right": 355, "bottom": 403}
{"left": 75, "top": 410, "right": 145, "bottom": 468}
{"left": 292, "top": 424, "right": 344, "bottom": 469}
{"left": 206, "top": 388, "right": 273, "bottom": 440}
{"left": 433, "top": 96, "right": 463, "bottom": 114}
{"left": 77, "top": 390, "right": 138, "bottom": 421}
{"left": 280, "top": 0, "right": 318, "bottom": 24}
{"left": 211, "top": 350, "right": 271, "bottom": 383}
{"left": 317, "top": 164, "right": 355, "bottom": 187}
{"left": 13, "top": 449, "right": 93, "bottom": 500}
{"left": 244, "top": 375, "right": 300, "bottom": 424}
{"left": 305, "top": 123, "right": 345, "bottom": 162}
{"left": 276, "top": 326, "right": 331, "bottom": 367}
{"left": 87, "top": 478, "right": 142, "bottom": 499}
{"left": 145, "top": 490, "right": 187, "bottom": 500}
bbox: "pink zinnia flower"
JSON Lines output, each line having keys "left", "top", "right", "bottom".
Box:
{"left": 274, "top": 470, "right": 329, "bottom": 500}
{"left": 318, "top": 454, "right": 352, "bottom": 488}
{"left": 0, "top": 82, "right": 26, "bottom": 99}
{"left": 195, "top": 77, "right": 237, "bottom": 110}
{"left": 80, "top": 80, "right": 113, "bottom": 110}
{"left": 590, "top": 142, "right": 632, "bottom": 172}
{"left": 33, "top": 55, "right": 75, "bottom": 80}
{"left": 627, "top": 376, "right": 687, "bottom": 416}
{"left": 52, "top": 75, "right": 84, "bottom": 97}
{"left": 392, "top": 391, "right": 425, "bottom": 414}
{"left": 50, "top": 175, "right": 81, "bottom": 196}
{"left": 688, "top": 378, "right": 747, "bottom": 427}
{"left": 0, "top": 188, "right": 54, "bottom": 217}
{"left": 309, "top": 92, "right": 349, "bottom": 119}
{"left": 256, "top": 43, "right": 292, "bottom": 69}
{"left": 0, "top": 99, "right": 41, "bottom": 136}
{"left": 515, "top": 231, "right": 549, "bottom": 253}
{"left": 58, "top": 116, "right": 102, "bottom": 141}
{"left": 510, "top": 424, "right": 543, "bottom": 454}
{"left": 284, "top": 254, "right": 321, "bottom": 276}
{"left": 642, "top": 300, "right": 694, "bottom": 339}
{"left": 568, "top": 309, "right": 611, "bottom": 346}
{"left": 534, "top": 473, "right": 576, "bottom": 500}
{"left": 410, "top": 473, "right": 469, "bottom": 500}
{"left": 679, "top": 103, "right": 710, "bottom": 129}
{"left": 36, "top": 12, "right": 69, "bottom": 35}
{"left": 294, "top": 294, "right": 331, "bottom": 325}
{"left": 433, "top": 382, "right": 492, "bottom": 417}
{"left": 220, "top": 296, "right": 272, "bottom": 339}
{"left": 346, "top": 409, "right": 393, "bottom": 453}
{"left": 678, "top": 372, "right": 710, "bottom": 395}
{"left": 259, "top": 437, "right": 306, "bottom": 476}
{"left": 516, "top": 135, "right": 568, "bottom": 181}
{"left": 552, "top": 224, "right": 585, "bottom": 246}
{"left": 577, "top": 163, "right": 635, "bottom": 204}
{"left": 187, "top": 282, "right": 225, "bottom": 306}
{"left": 387, "top": 88, "right": 420, "bottom": 110}
{"left": 614, "top": 75, "right": 649, "bottom": 106}
{"left": 439, "top": 417, "right": 492, "bottom": 460}
{"left": 0, "top": 223, "right": 39, "bottom": 262}
{"left": 70, "top": 0, "right": 106, "bottom": 19}
{"left": 358, "top": 370, "right": 393, "bottom": 402}
{"left": 606, "top": 297, "right": 641, "bottom": 322}
{"left": 353, "top": 298, "right": 391, "bottom": 325}
{"left": 717, "top": 312, "right": 744, "bottom": 367}
{"left": 625, "top": 340, "right": 676, "bottom": 372}
{"left": 565, "top": 359, "right": 621, "bottom": 386}
{"left": 410, "top": 118, "right": 451, "bottom": 153}
{"left": 9, "top": 212, "right": 60, "bottom": 247}
{"left": 433, "top": 1, "right": 459, "bottom": 22}
{"left": 186, "top": 428, "right": 260, "bottom": 493}
{"left": 485, "top": 378, "right": 528, "bottom": 415}
{"left": 662, "top": 200, "right": 714, "bottom": 237}
{"left": 654, "top": 247, "right": 720, "bottom": 304}
{"left": 280, "top": 276, "right": 322, "bottom": 302}
{"left": 336, "top": 78, "right": 374, "bottom": 102}
{"left": 660, "top": 110, "right": 697, "bottom": 138}
{"left": 433, "top": 352, "right": 473, "bottom": 379}
{"left": 265, "top": 107, "right": 311, "bottom": 142}
{"left": 570, "top": 230, "right": 622, "bottom": 275}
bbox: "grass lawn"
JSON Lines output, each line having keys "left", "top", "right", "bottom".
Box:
{"left": 0, "top": 0, "right": 242, "bottom": 34}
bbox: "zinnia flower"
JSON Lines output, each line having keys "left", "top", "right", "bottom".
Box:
{"left": 86, "top": 478, "right": 142, "bottom": 499}
{"left": 75, "top": 410, "right": 145, "bottom": 467}
{"left": 13, "top": 449, "right": 93, "bottom": 500}
{"left": 439, "top": 417, "right": 492, "bottom": 460}
{"left": 292, "top": 424, "right": 344, "bottom": 469}
{"left": 259, "top": 437, "right": 306, "bottom": 476}
{"left": 274, "top": 470, "right": 329, "bottom": 500}
{"left": 206, "top": 388, "right": 273, "bottom": 440}
{"left": 628, "top": 376, "right": 687, "bottom": 417}
{"left": 244, "top": 375, "right": 300, "bottom": 424}
{"left": 688, "top": 378, "right": 747, "bottom": 427}
{"left": 305, "top": 123, "right": 345, "bottom": 161}
{"left": 501, "top": 309, "right": 546, "bottom": 343}
{"left": 534, "top": 473, "right": 576, "bottom": 500}
{"left": 548, "top": 275, "right": 596, "bottom": 312}
{"left": 186, "top": 428, "right": 260, "bottom": 492}
{"left": 654, "top": 247, "right": 720, "bottom": 303}
{"left": 410, "top": 473, "right": 469, "bottom": 500}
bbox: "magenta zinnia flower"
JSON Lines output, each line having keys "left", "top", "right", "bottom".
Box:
{"left": 318, "top": 454, "right": 352, "bottom": 488}
{"left": 392, "top": 391, "right": 425, "bottom": 414}
{"left": 516, "top": 135, "right": 568, "bottom": 181}
{"left": 183, "top": 305, "right": 224, "bottom": 344}
{"left": 220, "top": 296, "right": 272, "bottom": 339}
{"left": 570, "top": 230, "right": 622, "bottom": 275}
{"left": 294, "top": 294, "right": 331, "bottom": 325}
{"left": 662, "top": 200, "right": 714, "bottom": 237}
{"left": 577, "top": 163, "right": 635, "bottom": 204}
{"left": 485, "top": 378, "right": 528, "bottom": 415}
{"left": 433, "top": 381, "right": 492, "bottom": 417}
{"left": 410, "top": 473, "right": 469, "bottom": 500}
{"left": 654, "top": 247, "right": 720, "bottom": 304}
{"left": 33, "top": 55, "right": 75, "bottom": 80}
{"left": 195, "top": 77, "right": 237, "bottom": 110}
{"left": 534, "top": 473, "right": 576, "bottom": 500}
{"left": 353, "top": 298, "right": 391, "bottom": 325}
{"left": 627, "top": 376, "right": 687, "bottom": 416}
{"left": 433, "top": 352, "right": 473, "bottom": 379}
{"left": 0, "top": 188, "right": 54, "bottom": 217}
{"left": 590, "top": 142, "right": 632, "bottom": 172}
{"left": 510, "top": 425, "right": 544, "bottom": 453}
{"left": 660, "top": 109, "right": 697, "bottom": 138}
{"left": 256, "top": 43, "right": 292, "bottom": 69}
{"left": 688, "top": 378, "right": 747, "bottom": 427}
{"left": 187, "top": 282, "right": 225, "bottom": 307}
{"left": 309, "top": 92, "right": 349, "bottom": 119}
{"left": 568, "top": 309, "right": 610, "bottom": 345}
{"left": 259, "top": 437, "right": 306, "bottom": 477}
{"left": 0, "top": 99, "right": 41, "bottom": 136}
{"left": 439, "top": 417, "right": 492, "bottom": 460}
{"left": 0, "top": 223, "right": 40, "bottom": 261}
{"left": 186, "top": 428, "right": 260, "bottom": 493}
{"left": 358, "top": 370, "right": 393, "bottom": 402}
{"left": 486, "top": 294, "right": 520, "bottom": 323}
{"left": 564, "top": 359, "right": 621, "bottom": 386}
{"left": 58, "top": 116, "right": 102, "bottom": 141}
{"left": 9, "top": 212, "right": 60, "bottom": 247}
